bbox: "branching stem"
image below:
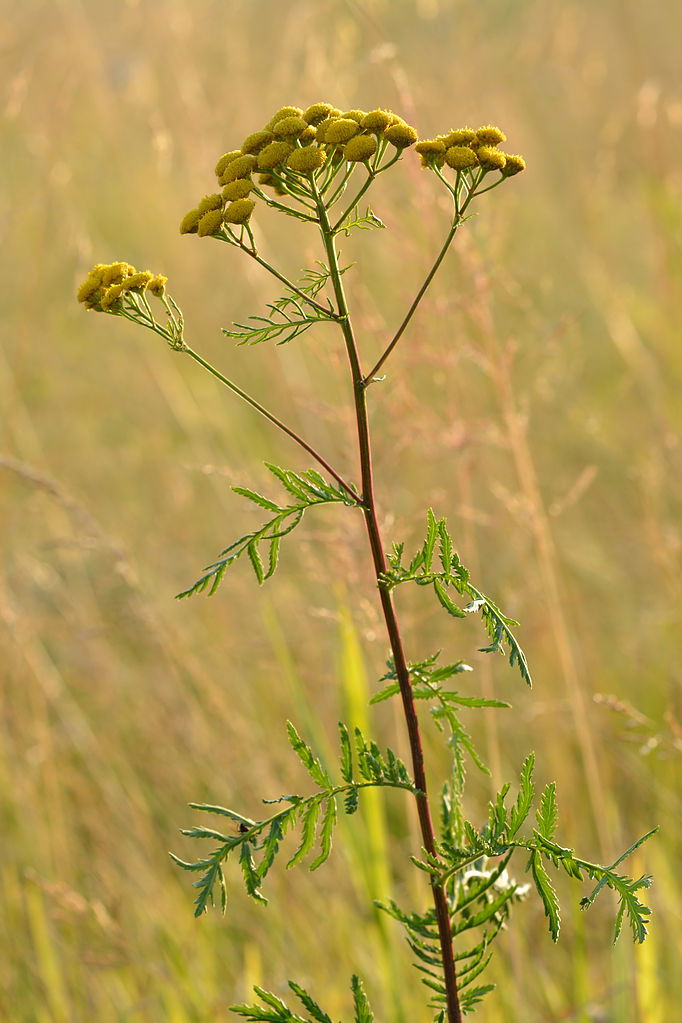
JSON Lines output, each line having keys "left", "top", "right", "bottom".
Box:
{"left": 181, "top": 346, "right": 357, "bottom": 501}
{"left": 312, "top": 182, "right": 464, "bottom": 1023}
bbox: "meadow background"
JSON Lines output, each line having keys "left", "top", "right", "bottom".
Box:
{"left": 1, "top": 1, "right": 680, "bottom": 1020}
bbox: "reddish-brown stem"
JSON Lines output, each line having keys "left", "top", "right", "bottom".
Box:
{"left": 314, "top": 188, "right": 464, "bottom": 1023}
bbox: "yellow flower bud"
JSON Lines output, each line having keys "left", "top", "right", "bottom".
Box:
{"left": 361, "top": 109, "right": 394, "bottom": 132}
{"left": 241, "top": 130, "right": 274, "bottom": 155}
{"left": 197, "top": 208, "right": 224, "bottom": 236}
{"left": 148, "top": 274, "right": 168, "bottom": 297}
{"left": 477, "top": 146, "right": 506, "bottom": 171}
{"left": 265, "top": 106, "right": 303, "bottom": 130}
{"left": 179, "top": 208, "right": 202, "bottom": 234}
{"left": 302, "top": 102, "right": 338, "bottom": 125}
{"left": 342, "top": 109, "right": 367, "bottom": 124}
{"left": 384, "top": 121, "right": 418, "bottom": 148}
{"left": 224, "top": 198, "right": 256, "bottom": 224}
{"left": 124, "top": 271, "right": 154, "bottom": 290}
{"left": 475, "top": 125, "right": 506, "bottom": 146}
{"left": 197, "top": 193, "right": 224, "bottom": 214}
{"left": 214, "top": 150, "right": 242, "bottom": 178}
{"left": 77, "top": 272, "right": 103, "bottom": 304}
{"left": 100, "top": 283, "right": 127, "bottom": 310}
{"left": 257, "top": 141, "right": 294, "bottom": 170}
{"left": 286, "top": 146, "right": 326, "bottom": 172}
{"left": 272, "top": 116, "right": 309, "bottom": 138}
{"left": 299, "top": 125, "right": 317, "bottom": 145}
{"left": 314, "top": 116, "right": 337, "bottom": 143}
{"left": 101, "top": 261, "right": 133, "bottom": 286}
{"left": 257, "top": 173, "right": 275, "bottom": 186}
{"left": 343, "top": 134, "right": 377, "bottom": 162}
{"left": 325, "top": 118, "right": 360, "bottom": 144}
{"left": 415, "top": 139, "right": 446, "bottom": 156}
{"left": 500, "top": 153, "right": 526, "bottom": 177}
{"left": 444, "top": 146, "right": 479, "bottom": 170}
{"left": 221, "top": 154, "right": 257, "bottom": 184}
{"left": 441, "top": 128, "right": 476, "bottom": 147}
{"left": 222, "top": 179, "right": 254, "bottom": 200}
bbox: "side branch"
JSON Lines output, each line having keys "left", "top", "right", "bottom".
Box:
{"left": 182, "top": 346, "right": 357, "bottom": 500}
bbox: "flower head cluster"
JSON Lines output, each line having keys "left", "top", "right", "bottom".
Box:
{"left": 179, "top": 103, "right": 420, "bottom": 237}
{"left": 76, "top": 262, "right": 167, "bottom": 312}
{"left": 415, "top": 124, "right": 526, "bottom": 181}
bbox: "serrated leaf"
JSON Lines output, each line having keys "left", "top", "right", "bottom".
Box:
{"left": 288, "top": 982, "right": 333, "bottom": 1023}
{"left": 433, "top": 579, "right": 466, "bottom": 618}
{"left": 310, "top": 795, "right": 337, "bottom": 870}
{"left": 286, "top": 721, "right": 332, "bottom": 789}
{"left": 351, "top": 975, "right": 374, "bottom": 1023}
{"left": 338, "top": 722, "right": 353, "bottom": 782}
{"left": 536, "top": 782, "right": 558, "bottom": 840}
{"left": 231, "top": 486, "right": 282, "bottom": 513}
{"left": 247, "top": 539, "right": 265, "bottom": 584}
{"left": 529, "top": 850, "right": 560, "bottom": 941}
{"left": 423, "top": 509, "right": 438, "bottom": 571}
{"left": 287, "top": 798, "right": 321, "bottom": 868}
{"left": 509, "top": 753, "right": 535, "bottom": 837}
{"left": 239, "top": 844, "right": 267, "bottom": 905}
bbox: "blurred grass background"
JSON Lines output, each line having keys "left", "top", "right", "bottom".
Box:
{"left": 1, "top": 0, "right": 680, "bottom": 1020}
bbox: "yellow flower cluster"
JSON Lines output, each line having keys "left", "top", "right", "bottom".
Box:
{"left": 180, "top": 102, "right": 421, "bottom": 236}
{"left": 76, "top": 262, "right": 167, "bottom": 311}
{"left": 415, "top": 124, "right": 526, "bottom": 179}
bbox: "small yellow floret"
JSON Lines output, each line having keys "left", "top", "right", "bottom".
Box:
{"left": 224, "top": 198, "right": 256, "bottom": 224}
{"left": 302, "top": 102, "right": 337, "bottom": 125}
{"left": 415, "top": 139, "right": 446, "bottom": 156}
{"left": 241, "top": 130, "right": 274, "bottom": 155}
{"left": 124, "top": 271, "right": 154, "bottom": 290}
{"left": 100, "top": 283, "right": 127, "bottom": 310}
{"left": 197, "top": 209, "right": 224, "bottom": 236}
{"left": 266, "top": 106, "right": 303, "bottom": 130}
{"left": 314, "top": 116, "right": 337, "bottom": 143}
{"left": 180, "top": 208, "right": 202, "bottom": 234}
{"left": 477, "top": 146, "right": 506, "bottom": 171}
{"left": 299, "top": 125, "right": 317, "bottom": 145}
{"left": 384, "top": 121, "right": 418, "bottom": 148}
{"left": 325, "top": 118, "right": 360, "bottom": 144}
{"left": 445, "top": 146, "right": 479, "bottom": 170}
{"left": 77, "top": 273, "right": 102, "bottom": 304}
{"left": 215, "top": 151, "right": 242, "bottom": 178}
{"left": 197, "top": 193, "right": 224, "bottom": 214}
{"left": 100, "top": 262, "right": 132, "bottom": 286}
{"left": 475, "top": 125, "right": 506, "bottom": 146}
{"left": 287, "top": 146, "right": 326, "bottom": 173}
{"left": 501, "top": 154, "right": 526, "bottom": 176}
{"left": 257, "top": 173, "right": 276, "bottom": 186}
{"left": 440, "top": 129, "right": 476, "bottom": 147}
{"left": 343, "top": 134, "right": 377, "bottom": 162}
{"left": 361, "top": 109, "right": 394, "bottom": 132}
{"left": 148, "top": 275, "right": 168, "bottom": 296}
{"left": 221, "top": 154, "right": 257, "bottom": 184}
{"left": 222, "top": 179, "right": 254, "bottom": 200}
{"left": 272, "top": 116, "right": 309, "bottom": 139}
{"left": 342, "top": 109, "right": 367, "bottom": 124}
{"left": 257, "top": 141, "right": 294, "bottom": 170}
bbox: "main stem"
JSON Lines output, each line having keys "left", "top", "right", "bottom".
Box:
{"left": 314, "top": 189, "right": 463, "bottom": 1023}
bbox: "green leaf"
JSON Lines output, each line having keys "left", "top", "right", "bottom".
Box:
{"left": 536, "top": 782, "right": 558, "bottom": 840}
{"left": 310, "top": 795, "right": 337, "bottom": 870}
{"left": 509, "top": 753, "right": 535, "bottom": 837}
{"left": 231, "top": 486, "right": 282, "bottom": 513}
{"left": 247, "top": 539, "right": 265, "bottom": 584}
{"left": 239, "top": 843, "right": 268, "bottom": 905}
{"left": 338, "top": 722, "right": 353, "bottom": 782}
{"left": 433, "top": 579, "right": 466, "bottom": 618}
{"left": 529, "top": 850, "right": 560, "bottom": 941}
{"left": 286, "top": 721, "right": 333, "bottom": 789}
{"left": 287, "top": 798, "right": 321, "bottom": 868}
{"left": 288, "top": 982, "right": 333, "bottom": 1023}
{"left": 351, "top": 976, "right": 374, "bottom": 1023}
{"left": 423, "top": 509, "right": 438, "bottom": 571}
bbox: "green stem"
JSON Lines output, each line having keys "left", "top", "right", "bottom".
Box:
{"left": 228, "top": 236, "right": 335, "bottom": 319}
{"left": 181, "top": 346, "right": 357, "bottom": 501}
{"left": 363, "top": 219, "right": 459, "bottom": 384}
{"left": 312, "top": 181, "right": 464, "bottom": 1023}
{"left": 331, "top": 169, "right": 375, "bottom": 233}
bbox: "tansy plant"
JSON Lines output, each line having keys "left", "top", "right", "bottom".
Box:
{"left": 77, "top": 103, "right": 656, "bottom": 1022}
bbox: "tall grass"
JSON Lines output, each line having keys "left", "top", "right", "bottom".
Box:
{"left": 1, "top": 0, "right": 680, "bottom": 1019}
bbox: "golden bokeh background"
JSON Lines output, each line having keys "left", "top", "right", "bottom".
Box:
{"left": 1, "top": 1, "right": 680, "bottom": 1020}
